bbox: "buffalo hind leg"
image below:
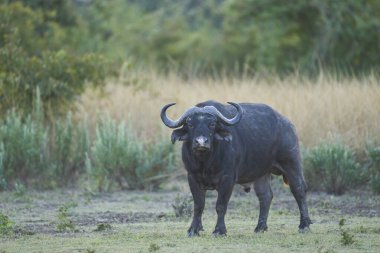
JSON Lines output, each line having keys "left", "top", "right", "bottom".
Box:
{"left": 253, "top": 174, "right": 273, "bottom": 232}
{"left": 283, "top": 161, "right": 312, "bottom": 232}
{"left": 187, "top": 173, "right": 206, "bottom": 237}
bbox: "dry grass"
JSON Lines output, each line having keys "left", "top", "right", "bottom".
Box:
{"left": 77, "top": 72, "right": 380, "bottom": 149}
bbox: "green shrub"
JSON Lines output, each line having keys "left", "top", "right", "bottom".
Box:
{"left": 0, "top": 93, "right": 90, "bottom": 189}
{"left": 303, "top": 141, "right": 363, "bottom": 195}
{"left": 0, "top": 2, "right": 115, "bottom": 120}
{"left": 0, "top": 110, "right": 48, "bottom": 188}
{"left": 366, "top": 143, "right": 380, "bottom": 194}
{"left": 140, "top": 138, "right": 176, "bottom": 190}
{"left": 50, "top": 113, "right": 90, "bottom": 187}
{"left": 86, "top": 118, "right": 138, "bottom": 191}
{"left": 87, "top": 117, "right": 175, "bottom": 191}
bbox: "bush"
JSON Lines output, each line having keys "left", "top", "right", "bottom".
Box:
{"left": 303, "top": 141, "right": 364, "bottom": 195}
{"left": 0, "top": 44, "right": 111, "bottom": 120}
{"left": 86, "top": 117, "right": 142, "bottom": 191}
{"left": 50, "top": 113, "right": 90, "bottom": 187}
{"left": 366, "top": 143, "right": 380, "bottom": 194}
{"left": 0, "top": 2, "right": 115, "bottom": 120}
{"left": 0, "top": 110, "right": 48, "bottom": 188}
{"left": 87, "top": 117, "right": 176, "bottom": 191}
{"left": 140, "top": 138, "right": 176, "bottom": 190}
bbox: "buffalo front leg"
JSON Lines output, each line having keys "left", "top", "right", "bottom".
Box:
{"left": 213, "top": 175, "right": 234, "bottom": 236}
{"left": 187, "top": 173, "right": 206, "bottom": 237}
{"left": 253, "top": 174, "right": 273, "bottom": 232}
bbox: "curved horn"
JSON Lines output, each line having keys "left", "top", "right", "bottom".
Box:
{"left": 201, "top": 102, "right": 243, "bottom": 126}
{"left": 161, "top": 102, "right": 243, "bottom": 128}
{"left": 161, "top": 103, "right": 197, "bottom": 128}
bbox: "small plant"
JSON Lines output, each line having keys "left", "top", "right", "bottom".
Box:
{"left": 340, "top": 230, "right": 355, "bottom": 246}
{"left": 338, "top": 218, "right": 355, "bottom": 246}
{"left": 94, "top": 223, "right": 112, "bottom": 232}
{"left": 303, "top": 141, "right": 363, "bottom": 194}
{"left": 172, "top": 194, "right": 192, "bottom": 218}
{"left": 13, "top": 181, "right": 26, "bottom": 197}
{"left": 148, "top": 243, "right": 160, "bottom": 252}
{"left": 0, "top": 212, "right": 14, "bottom": 235}
{"left": 57, "top": 203, "right": 77, "bottom": 232}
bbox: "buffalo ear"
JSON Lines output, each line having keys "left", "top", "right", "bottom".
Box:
{"left": 171, "top": 127, "right": 188, "bottom": 144}
{"left": 215, "top": 128, "right": 232, "bottom": 142}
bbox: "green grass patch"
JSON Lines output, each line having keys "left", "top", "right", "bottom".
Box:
{"left": 0, "top": 190, "right": 379, "bottom": 252}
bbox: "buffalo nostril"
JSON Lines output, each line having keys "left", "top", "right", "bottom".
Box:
{"left": 195, "top": 136, "right": 208, "bottom": 146}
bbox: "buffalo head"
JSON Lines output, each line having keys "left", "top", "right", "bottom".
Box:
{"left": 160, "top": 102, "right": 243, "bottom": 154}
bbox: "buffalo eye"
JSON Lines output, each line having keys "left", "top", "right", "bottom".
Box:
{"left": 209, "top": 122, "right": 216, "bottom": 129}
{"left": 187, "top": 123, "right": 194, "bottom": 129}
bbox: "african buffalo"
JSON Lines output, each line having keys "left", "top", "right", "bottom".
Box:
{"left": 161, "top": 100, "right": 312, "bottom": 236}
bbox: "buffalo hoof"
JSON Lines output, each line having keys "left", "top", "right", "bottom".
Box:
{"left": 254, "top": 223, "right": 268, "bottom": 233}
{"left": 187, "top": 225, "right": 203, "bottom": 237}
{"left": 299, "top": 227, "right": 311, "bottom": 233}
{"left": 212, "top": 227, "right": 227, "bottom": 237}
{"left": 298, "top": 217, "right": 313, "bottom": 233}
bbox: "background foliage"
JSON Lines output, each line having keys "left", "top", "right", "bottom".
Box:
{"left": 0, "top": 0, "right": 379, "bottom": 193}
{"left": 51, "top": 0, "right": 380, "bottom": 75}
{"left": 0, "top": 1, "right": 113, "bottom": 119}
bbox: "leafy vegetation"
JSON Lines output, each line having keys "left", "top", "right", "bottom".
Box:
{"left": 34, "top": 0, "right": 379, "bottom": 75}
{"left": 0, "top": 2, "right": 114, "bottom": 120}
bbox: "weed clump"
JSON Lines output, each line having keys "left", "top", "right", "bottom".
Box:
{"left": 0, "top": 212, "right": 14, "bottom": 235}
{"left": 338, "top": 218, "right": 355, "bottom": 246}
{"left": 94, "top": 223, "right": 112, "bottom": 232}
{"left": 366, "top": 143, "right": 380, "bottom": 194}
{"left": 172, "top": 194, "right": 192, "bottom": 218}
{"left": 148, "top": 243, "right": 160, "bottom": 252}
{"left": 57, "top": 203, "right": 77, "bottom": 232}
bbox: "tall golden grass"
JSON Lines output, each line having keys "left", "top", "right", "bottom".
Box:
{"left": 78, "top": 72, "right": 380, "bottom": 149}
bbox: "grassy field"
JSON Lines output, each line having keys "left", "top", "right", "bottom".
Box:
{"left": 1, "top": 182, "right": 379, "bottom": 253}
{"left": 78, "top": 73, "right": 380, "bottom": 149}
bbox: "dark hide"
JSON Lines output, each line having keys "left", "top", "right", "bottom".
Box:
{"left": 166, "top": 100, "right": 312, "bottom": 236}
